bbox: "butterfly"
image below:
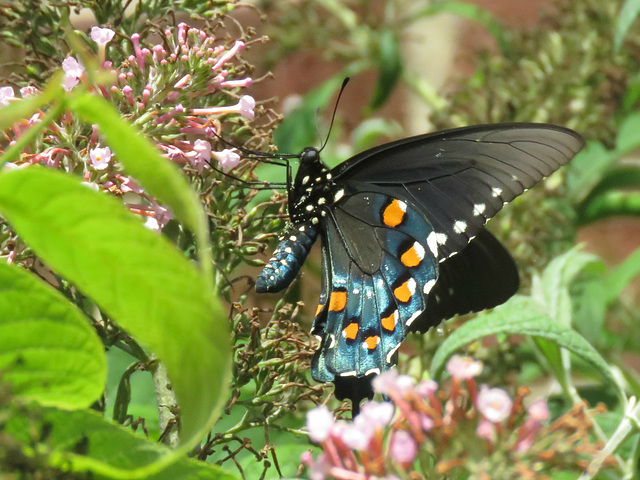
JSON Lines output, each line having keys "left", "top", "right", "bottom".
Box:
{"left": 254, "top": 123, "right": 584, "bottom": 413}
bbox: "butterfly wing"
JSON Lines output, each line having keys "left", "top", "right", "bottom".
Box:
{"left": 310, "top": 190, "right": 438, "bottom": 403}
{"left": 332, "top": 123, "right": 584, "bottom": 260}
{"left": 310, "top": 123, "right": 584, "bottom": 408}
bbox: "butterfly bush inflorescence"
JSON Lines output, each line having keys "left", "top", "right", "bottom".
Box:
{"left": 302, "top": 356, "right": 615, "bottom": 479}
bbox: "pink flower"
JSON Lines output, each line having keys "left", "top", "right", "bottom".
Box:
{"left": 371, "top": 370, "right": 414, "bottom": 395}
{"left": 193, "top": 139, "right": 212, "bottom": 161}
{"left": 446, "top": 355, "right": 483, "bottom": 380}
{"left": 477, "top": 385, "right": 513, "bottom": 423}
{"left": 514, "top": 399, "right": 550, "bottom": 453}
{"left": 416, "top": 379, "right": 438, "bottom": 398}
{"left": 190, "top": 95, "right": 256, "bottom": 121}
{"left": 527, "top": 399, "right": 550, "bottom": 421}
{"left": 62, "top": 57, "right": 85, "bottom": 92}
{"left": 62, "top": 57, "right": 85, "bottom": 78}
{"left": 306, "top": 405, "right": 334, "bottom": 443}
{"left": 212, "top": 148, "right": 240, "bottom": 172}
{"left": 420, "top": 413, "right": 434, "bottom": 431}
{"left": 339, "top": 418, "right": 374, "bottom": 450}
{"left": 90, "top": 26, "right": 115, "bottom": 46}
{"left": 19, "top": 86, "right": 38, "bottom": 98}
{"left": 389, "top": 430, "right": 417, "bottom": 464}
{"left": 0, "top": 86, "right": 15, "bottom": 106}
{"left": 120, "top": 176, "right": 143, "bottom": 194}
{"left": 89, "top": 146, "right": 112, "bottom": 170}
{"left": 237, "top": 95, "right": 256, "bottom": 120}
{"left": 62, "top": 75, "right": 80, "bottom": 92}
{"left": 360, "top": 401, "right": 394, "bottom": 427}
{"left": 144, "top": 203, "right": 172, "bottom": 230}
{"left": 308, "top": 454, "right": 330, "bottom": 480}
{"left": 476, "top": 419, "right": 496, "bottom": 442}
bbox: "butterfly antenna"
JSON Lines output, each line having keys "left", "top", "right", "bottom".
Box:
{"left": 319, "top": 77, "right": 350, "bottom": 152}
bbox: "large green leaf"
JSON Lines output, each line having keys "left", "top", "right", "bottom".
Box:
{"left": 0, "top": 262, "right": 106, "bottom": 409}
{"left": 368, "top": 29, "right": 403, "bottom": 111}
{"left": 6, "top": 406, "right": 238, "bottom": 479}
{"left": 430, "top": 296, "right": 615, "bottom": 388}
{"left": 615, "top": 0, "right": 640, "bottom": 51}
{"left": 66, "top": 93, "right": 212, "bottom": 280}
{"left": 0, "top": 167, "right": 230, "bottom": 457}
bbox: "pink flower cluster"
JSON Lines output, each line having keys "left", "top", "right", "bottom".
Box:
{"left": 302, "top": 356, "right": 554, "bottom": 479}
{"left": 0, "top": 22, "right": 256, "bottom": 232}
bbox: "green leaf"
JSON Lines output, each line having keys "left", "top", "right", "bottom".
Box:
{"left": 272, "top": 64, "right": 366, "bottom": 154}
{"left": 533, "top": 246, "right": 600, "bottom": 326}
{"left": 368, "top": 29, "right": 403, "bottom": 111}
{"left": 605, "top": 245, "right": 640, "bottom": 301}
{"left": 350, "top": 118, "right": 403, "bottom": 153}
{"left": 0, "top": 168, "right": 230, "bottom": 456}
{"left": 615, "top": 0, "right": 640, "bottom": 51}
{"left": 616, "top": 111, "right": 640, "bottom": 154}
{"left": 566, "top": 141, "right": 616, "bottom": 205}
{"left": 66, "top": 93, "right": 212, "bottom": 279}
{"left": 6, "top": 406, "right": 238, "bottom": 480}
{"left": 430, "top": 296, "right": 615, "bottom": 388}
{"left": 272, "top": 75, "right": 346, "bottom": 154}
{"left": 579, "top": 189, "right": 640, "bottom": 223}
{"left": 0, "top": 262, "right": 106, "bottom": 409}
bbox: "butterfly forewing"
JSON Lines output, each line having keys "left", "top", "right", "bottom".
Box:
{"left": 332, "top": 124, "right": 584, "bottom": 261}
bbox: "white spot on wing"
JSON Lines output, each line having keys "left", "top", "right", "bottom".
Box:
{"left": 302, "top": 176, "right": 309, "bottom": 184}
{"left": 340, "top": 371, "right": 357, "bottom": 377}
{"left": 365, "top": 368, "right": 380, "bottom": 376}
{"left": 386, "top": 344, "right": 401, "bottom": 364}
{"left": 427, "top": 232, "right": 439, "bottom": 257}
{"left": 435, "top": 233, "right": 448, "bottom": 245}
{"left": 334, "top": 189, "right": 345, "bottom": 202}
{"left": 407, "top": 310, "right": 423, "bottom": 326}
{"left": 407, "top": 278, "right": 417, "bottom": 295}
{"left": 424, "top": 279, "right": 436, "bottom": 294}
{"left": 492, "top": 187, "right": 503, "bottom": 198}
{"left": 328, "top": 334, "right": 336, "bottom": 348}
{"left": 453, "top": 220, "right": 467, "bottom": 234}
{"left": 473, "top": 203, "right": 486, "bottom": 216}
{"left": 413, "top": 241, "right": 425, "bottom": 260}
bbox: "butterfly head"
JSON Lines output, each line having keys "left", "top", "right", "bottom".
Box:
{"left": 300, "top": 147, "right": 321, "bottom": 165}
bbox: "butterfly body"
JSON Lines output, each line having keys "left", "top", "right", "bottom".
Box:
{"left": 256, "top": 123, "right": 585, "bottom": 409}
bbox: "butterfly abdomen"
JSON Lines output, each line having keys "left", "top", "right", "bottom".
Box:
{"left": 255, "top": 223, "right": 318, "bottom": 293}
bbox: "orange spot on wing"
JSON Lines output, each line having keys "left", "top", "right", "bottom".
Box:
{"left": 329, "top": 290, "right": 347, "bottom": 312}
{"left": 364, "top": 335, "right": 379, "bottom": 351}
{"left": 394, "top": 279, "right": 414, "bottom": 303}
{"left": 401, "top": 244, "right": 422, "bottom": 267}
{"left": 315, "top": 304, "right": 324, "bottom": 316}
{"left": 383, "top": 199, "right": 406, "bottom": 227}
{"left": 344, "top": 322, "right": 359, "bottom": 340}
{"left": 381, "top": 311, "right": 397, "bottom": 331}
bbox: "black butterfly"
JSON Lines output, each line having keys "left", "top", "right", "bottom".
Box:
{"left": 254, "top": 123, "right": 584, "bottom": 412}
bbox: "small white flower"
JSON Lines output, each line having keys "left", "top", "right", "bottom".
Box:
{"left": 89, "top": 146, "right": 112, "bottom": 170}
{"left": 238, "top": 95, "right": 255, "bottom": 120}
{"left": 62, "top": 57, "right": 85, "bottom": 78}
{"left": 477, "top": 385, "right": 513, "bottom": 423}
{"left": 90, "top": 26, "right": 115, "bottom": 46}
{"left": 212, "top": 148, "right": 240, "bottom": 172}
{"left": 0, "top": 86, "right": 15, "bottom": 106}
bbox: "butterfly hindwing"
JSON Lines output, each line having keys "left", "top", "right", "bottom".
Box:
{"left": 310, "top": 191, "right": 438, "bottom": 386}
